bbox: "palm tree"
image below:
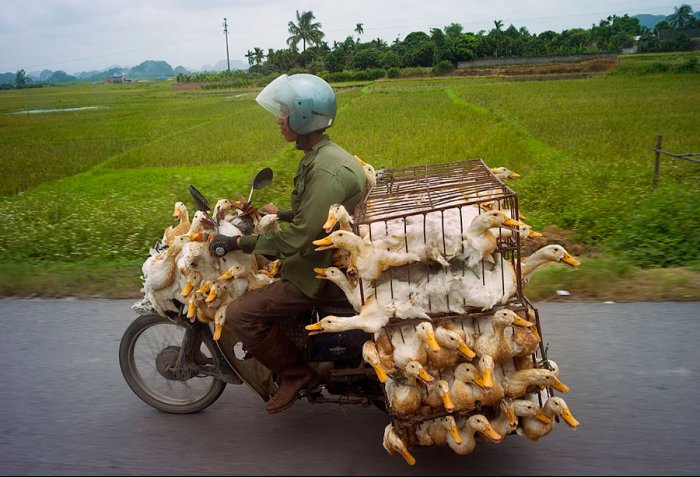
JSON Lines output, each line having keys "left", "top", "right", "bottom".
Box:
{"left": 287, "top": 10, "right": 325, "bottom": 52}
{"left": 355, "top": 22, "right": 364, "bottom": 42}
{"left": 245, "top": 50, "right": 255, "bottom": 66}
{"left": 493, "top": 20, "right": 504, "bottom": 57}
{"left": 667, "top": 4, "right": 694, "bottom": 29}
{"left": 253, "top": 47, "right": 265, "bottom": 65}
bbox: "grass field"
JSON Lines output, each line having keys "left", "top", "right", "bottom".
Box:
{"left": 0, "top": 55, "right": 698, "bottom": 300}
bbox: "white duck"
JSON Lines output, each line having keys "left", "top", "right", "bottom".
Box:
{"left": 382, "top": 423, "right": 416, "bottom": 466}
{"left": 176, "top": 212, "right": 219, "bottom": 276}
{"left": 421, "top": 379, "right": 455, "bottom": 413}
{"left": 177, "top": 237, "right": 220, "bottom": 283}
{"left": 502, "top": 368, "right": 570, "bottom": 398}
{"left": 474, "top": 355, "right": 505, "bottom": 406}
{"left": 355, "top": 155, "right": 377, "bottom": 202}
{"left": 323, "top": 203, "right": 355, "bottom": 233}
{"left": 372, "top": 331, "right": 396, "bottom": 374}
{"left": 214, "top": 265, "right": 251, "bottom": 302}
{"left": 180, "top": 268, "right": 203, "bottom": 298}
{"left": 304, "top": 296, "right": 389, "bottom": 335}
{"left": 416, "top": 272, "right": 470, "bottom": 315}
{"left": 203, "top": 280, "right": 235, "bottom": 341}
{"left": 385, "top": 360, "right": 435, "bottom": 416}
{"left": 474, "top": 308, "right": 534, "bottom": 364}
{"left": 490, "top": 398, "right": 552, "bottom": 442}
{"left": 186, "top": 210, "right": 218, "bottom": 238}
{"left": 416, "top": 416, "right": 463, "bottom": 447}
{"left": 510, "top": 310, "right": 541, "bottom": 359}
{"left": 218, "top": 263, "right": 274, "bottom": 292}
{"left": 426, "top": 326, "right": 476, "bottom": 371}
{"left": 162, "top": 201, "right": 190, "bottom": 246}
{"left": 313, "top": 266, "right": 366, "bottom": 312}
{"left": 212, "top": 199, "right": 242, "bottom": 237}
{"left": 490, "top": 166, "right": 521, "bottom": 181}
{"left": 491, "top": 223, "right": 542, "bottom": 242}
{"left": 313, "top": 230, "right": 420, "bottom": 282}
{"left": 186, "top": 281, "right": 217, "bottom": 324}
{"left": 362, "top": 340, "right": 389, "bottom": 383}
{"left": 326, "top": 203, "right": 406, "bottom": 253}
{"left": 390, "top": 321, "right": 441, "bottom": 370}
{"left": 142, "top": 236, "right": 184, "bottom": 292}
{"left": 449, "top": 252, "right": 519, "bottom": 310}
{"left": 520, "top": 396, "right": 579, "bottom": 441}
{"left": 489, "top": 398, "right": 518, "bottom": 441}
{"left": 447, "top": 414, "right": 501, "bottom": 455}
{"left": 450, "top": 363, "right": 485, "bottom": 411}
{"left": 520, "top": 244, "right": 581, "bottom": 288}
{"left": 141, "top": 236, "right": 188, "bottom": 316}
{"left": 459, "top": 210, "right": 523, "bottom": 274}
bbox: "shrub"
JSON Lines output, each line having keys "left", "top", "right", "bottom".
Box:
{"left": 324, "top": 71, "right": 353, "bottom": 82}
{"left": 400, "top": 67, "right": 431, "bottom": 78}
{"left": 672, "top": 57, "right": 699, "bottom": 73}
{"left": 605, "top": 185, "right": 700, "bottom": 267}
{"left": 387, "top": 67, "right": 400, "bottom": 78}
{"left": 432, "top": 60, "right": 455, "bottom": 76}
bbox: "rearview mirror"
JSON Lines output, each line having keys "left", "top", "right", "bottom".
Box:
{"left": 247, "top": 167, "right": 273, "bottom": 203}
{"left": 188, "top": 184, "right": 212, "bottom": 213}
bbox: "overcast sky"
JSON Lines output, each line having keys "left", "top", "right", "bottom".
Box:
{"left": 1, "top": 0, "right": 697, "bottom": 74}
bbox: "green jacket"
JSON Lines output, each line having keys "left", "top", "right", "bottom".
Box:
{"left": 239, "top": 135, "right": 366, "bottom": 298}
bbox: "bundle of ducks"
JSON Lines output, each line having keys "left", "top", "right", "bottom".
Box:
{"left": 306, "top": 161, "right": 581, "bottom": 465}
{"left": 138, "top": 196, "right": 281, "bottom": 341}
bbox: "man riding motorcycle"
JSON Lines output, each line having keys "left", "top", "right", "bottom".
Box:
{"left": 208, "top": 73, "right": 366, "bottom": 414}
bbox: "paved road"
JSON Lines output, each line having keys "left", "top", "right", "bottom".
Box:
{"left": 0, "top": 299, "right": 698, "bottom": 475}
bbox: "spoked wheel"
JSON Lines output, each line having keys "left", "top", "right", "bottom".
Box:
{"left": 119, "top": 314, "right": 226, "bottom": 414}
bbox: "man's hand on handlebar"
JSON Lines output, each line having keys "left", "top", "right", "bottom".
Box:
{"left": 209, "top": 234, "right": 241, "bottom": 257}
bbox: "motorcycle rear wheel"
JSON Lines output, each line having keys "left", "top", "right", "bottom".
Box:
{"left": 119, "top": 314, "right": 226, "bottom": 414}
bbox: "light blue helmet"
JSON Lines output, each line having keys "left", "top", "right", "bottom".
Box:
{"left": 256, "top": 73, "right": 336, "bottom": 135}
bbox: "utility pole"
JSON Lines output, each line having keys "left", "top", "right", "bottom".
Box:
{"left": 223, "top": 17, "right": 231, "bottom": 72}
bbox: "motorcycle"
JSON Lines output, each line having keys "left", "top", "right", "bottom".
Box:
{"left": 119, "top": 168, "right": 386, "bottom": 414}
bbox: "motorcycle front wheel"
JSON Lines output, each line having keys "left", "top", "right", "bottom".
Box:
{"left": 119, "top": 314, "right": 226, "bottom": 414}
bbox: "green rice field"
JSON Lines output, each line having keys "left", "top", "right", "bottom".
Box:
{"left": 1, "top": 55, "right": 698, "bottom": 299}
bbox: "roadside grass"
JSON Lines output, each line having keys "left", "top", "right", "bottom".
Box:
{"left": 526, "top": 255, "right": 700, "bottom": 302}
{"left": 0, "top": 258, "right": 142, "bottom": 298}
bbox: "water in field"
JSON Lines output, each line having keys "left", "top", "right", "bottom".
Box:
{"left": 6, "top": 106, "right": 105, "bottom": 114}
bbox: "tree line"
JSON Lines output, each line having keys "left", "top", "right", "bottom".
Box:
{"left": 175, "top": 4, "right": 698, "bottom": 85}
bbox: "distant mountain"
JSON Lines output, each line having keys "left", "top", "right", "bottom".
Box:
{"left": 0, "top": 70, "right": 76, "bottom": 85}
{"left": 0, "top": 72, "right": 15, "bottom": 84}
{"left": 26, "top": 69, "right": 53, "bottom": 81}
{"left": 635, "top": 14, "right": 667, "bottom": 29}
{"left": 75, "top": 69, "right": 113, "bottom": 80}
{"left": 173, "top": 65, "right": 192, "bottom": 75}
{"left": 46, "top": 70, "right": 77, "bottom": 83}
{"left": 635, "top": 11, "right": 700, "bottom": 29}
{"left": 200, "top": 59, "right": 248, "bottom": 72}
{"left": 128, "top": 60, "right": 173, "bottom": 79}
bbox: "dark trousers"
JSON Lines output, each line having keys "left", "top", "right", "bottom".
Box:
{"left": 225, "top": 279, "right": 349, "bottom": 348}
